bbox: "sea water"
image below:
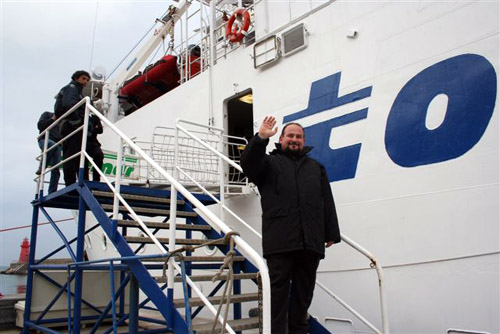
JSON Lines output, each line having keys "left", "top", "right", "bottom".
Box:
{"left": 0, "top": 267, "right": 26, "bottom": 296}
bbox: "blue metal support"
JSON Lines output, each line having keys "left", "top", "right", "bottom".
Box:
{"left": 35, "top": 270, "right": 102, "bottom": 314}
{"left": 112, "top": 219, "right": 118, "bottom": 242}
{"left": 120, "top": 270, "right": 126, "bottom": 320}
{"left": 35, "top": 223, "right": 100, "bottom": 265}
{"left": 25, "top": 321, "right": 63, "bottom": 334}
{"left": 35, "top": 272, "right": 76, "bottom": 324}
{"left": 39, "top": 207, "right": 77, "bottom": 262}
{"left": 179, "top": 260, "right": 192, "bottom": 331}
{"left": 79, "top": 184, "right": 188, "bottom": 333}
{"left": 233, "top": 265, "right": 242, "bottom": 321}
{"left": 23, "top": 203, "right": 40, "bottom": 334}
{"left": 67, "top": 266, "right": 72, "bottom": 334}
{"left": 129, "top": 273, "right": 139, "bottom": 334}
{"left": 110, "top": 261, "right": 118, "bottom": 334}
{"left": 89, "top": 273, "right": 131, "bottom": 334}
{"left": 166, "top": 288, "right": 174, "bottom": 330}
{"left": 72, "top": 182, "right": 87, "bottom": 334}
{"left": 191, "top": 280, "right": 226, "bottom": 319}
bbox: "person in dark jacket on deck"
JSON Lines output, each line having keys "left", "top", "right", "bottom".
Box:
{"left": 241, "top": 116, "right": 341, "bottom": 334}
{"left": 54, "top": 70, "right": 90, "bottom": 186}
{"left": 37, "top": 111, "right": 62, "bottom": 193}
{"left": 85, "top": 114, "right": 104, "bottom": 182}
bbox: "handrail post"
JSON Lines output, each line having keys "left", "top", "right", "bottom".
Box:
{"left": 39, "top": 131, "right": 50, "bottom": 196}
{"left": 340, "top": 234, "right": 389, "bottom": 334}
{"left": 218, "top": 130, "right": 225, "bottom": 218}
{"left": 375, "top": 261, "right": 389, "bottom": 333}
{"left": 167, "top": 126, "right": 180, "bottom": 325}
{"left": 78, "top": 98, "right": 91, "bottom": 184}
{"left": 112, "top": 138, "right": 124, "bottom": 241}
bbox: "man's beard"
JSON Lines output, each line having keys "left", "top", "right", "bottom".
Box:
{"left": 284, "top": 146, "right": 302, "bottom": 157}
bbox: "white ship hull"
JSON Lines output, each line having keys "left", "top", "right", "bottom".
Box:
{"left": 86, "top": 1, "right": 499, "bottom": 332}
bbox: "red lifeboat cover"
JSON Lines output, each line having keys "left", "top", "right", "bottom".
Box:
{"left": 119, "top": 55, "right": 180, "bottom": 107}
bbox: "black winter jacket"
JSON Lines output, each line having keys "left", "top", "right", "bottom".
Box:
{"left": 37, "top": 111, "right": 61, "bottom": 142}
{"left": 241, "top": 135, "right": 341, "bottom": 258}
{"left": 54, "top": 80, "right": 85, "bottom": 121}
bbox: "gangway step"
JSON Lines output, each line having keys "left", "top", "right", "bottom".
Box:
{"left": 173, "top": 292, "right": 259, "bottom": 307}
{"left": 117, "top": 219, "right": 211, "bottom": 231}
{"left": 101, "top": 204, "right": 197, "bottom": 217}
{"left": 155, "top": 272, "right": 258, "bottom": 283}
{"left": 125, "top": 236, "right": 226, "bottom": 245}
{"left": 92, "top": 190, "right": 184, "bottom": 205}
{"left": 143, "top": 255, "right": 245, "bottom": 262}
{"left": 192, "top": 317, "right": 260, "bottom": 333}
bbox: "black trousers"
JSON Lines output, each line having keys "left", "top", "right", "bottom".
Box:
{"left": 266, "top": 250, "right": 321, "bottom": 334}
{"left": 86, "top": 144, "right": 104, "bottom": 182}
{"left": 62, "top": 134, "right": 82, "bottom": 186}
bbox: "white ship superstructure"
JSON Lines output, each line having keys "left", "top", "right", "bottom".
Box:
{"left": 28, "top": 1, "right": 498, "bottom": 333}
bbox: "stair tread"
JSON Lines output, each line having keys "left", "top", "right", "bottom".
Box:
{"left": 173, "top": 292, "right": 259, "bottom": 308}
{"left": 92, "top": 190, "right": 184, "bottom": 205}
{"left": 125, "top": 236, "right": 226, "bottom": 245}
{"left": 144, "top": 256, "right": 245, "bottom": 262}
{"left": 191, "top": 317, "right": 259, "bottom": 333}
{"left": 101, "top": 204, "right": 197, "bottom": 217}
{"left": 118, "top": 219, "right": 211, "bottom": 231}
{"left": 155, "top": 272, "right": 258, "bottom": 283}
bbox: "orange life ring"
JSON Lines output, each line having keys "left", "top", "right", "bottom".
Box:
{"left": 225, "top": 9, "right": 251, "bottom": 43}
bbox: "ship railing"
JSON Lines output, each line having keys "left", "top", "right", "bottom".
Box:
{"left": 172, "top": 0, "right": 256, "bottom": 84}
{"left": 317, "top": 234, "right": 389, "bottom": 334}
{"left": 146, "top": 125, "right": 248, "bottom": 194}
{"left": 171, "top": 121, "right": 390, "bottom": 334}
{"left": 36, "top": 97, "right": 271, "bottom": 333}
{"left": 174, "top": 119, "right": 261, "bottom": 238}
{"left": 35, "top": 97, "right": 89, "bottom": 195}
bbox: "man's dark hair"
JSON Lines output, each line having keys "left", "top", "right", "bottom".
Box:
{"left": 280, "top": 122, "right": 305, "bottom": 138}
{"left": 71, "top": 70, "right": 91, "bottom": 81}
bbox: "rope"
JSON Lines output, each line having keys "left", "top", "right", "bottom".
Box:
{"left": 210, "top": 232, "right": 239, "bottom": 334}
{"left": 158, "top": 231, "right": 241, "bottom": 333}
{"left": 0, "top": 218, "right": 73, "bottom": 233}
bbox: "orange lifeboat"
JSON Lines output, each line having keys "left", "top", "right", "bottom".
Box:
{"left": 119, "top": 55, "right": 180, "bottom": 114}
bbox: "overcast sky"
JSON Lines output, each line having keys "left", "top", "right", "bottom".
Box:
{"left": 0, "top": 0, "right": 172, "bottom": 266}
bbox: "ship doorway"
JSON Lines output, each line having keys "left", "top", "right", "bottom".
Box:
{"left": 224, "top": 89, "right": 254, "bottom": 184}
{"left": 224, "top": 89, "right": 254, "bottom": 142}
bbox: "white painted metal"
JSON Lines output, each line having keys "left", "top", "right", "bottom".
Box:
{"left": 89, "top": 102, "right": 271, "bottom": 333}
{"left": 112, "top": 138, "right": 123, "bottom": 220}
{"left": 83, "top": 0, "right": 499, "bottom": 332}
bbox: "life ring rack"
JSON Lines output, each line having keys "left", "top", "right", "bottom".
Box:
{"left": 225, "top": 9, "right": 251, "bottom": 43}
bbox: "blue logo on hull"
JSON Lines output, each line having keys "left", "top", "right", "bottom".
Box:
{"left": 283, "top": 54, "right": 497, "bottom": 182}
{"left": 283, "top": 72, "right": 372, "bottom": 182}
{"left": 385, "top": 54, "right": 497, "bottom": 167}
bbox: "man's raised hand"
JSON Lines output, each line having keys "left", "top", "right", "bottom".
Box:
{"left": 258, "top": 116, "right": 278, "bottom": 139}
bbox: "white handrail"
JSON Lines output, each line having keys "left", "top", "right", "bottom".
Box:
{"left": 175, "top": 118, "right": 389, "bottom": 333}
{"left": 36, "top": 97, "right": 90, "bottom": 194}
{"left": 176, "top": 120, "right": 244, "bottom": 172}
{"left": 340, "top": 234, "right": 389, "bottom": 334}
{"left": 176, "top": 166, "right": 262, "bottom": 238}
{"left": 85, "top": 102, "right": 271, "bottom": 333}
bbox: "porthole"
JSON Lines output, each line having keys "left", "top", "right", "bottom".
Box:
{"left": 85, "top": 235, "right": 92, "bottom": 249}
{"left": 203, "top": 234, "right": 217, "bottom": 256}
{"left": 137, "top": 232, "right": 146, "bottom": 254}
{"left": 102, "top": 233, "right": 107, "bottom": 250}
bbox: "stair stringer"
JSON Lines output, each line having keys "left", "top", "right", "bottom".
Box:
{"left": 79, "top": 185, "right": 190, "bottom": 333}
